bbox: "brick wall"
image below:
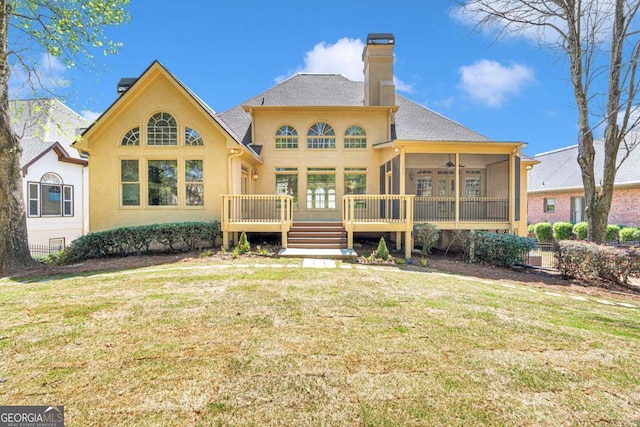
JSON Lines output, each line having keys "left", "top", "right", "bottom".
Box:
{"left": 528, "top": 187, "right": 640, "bottom": 226}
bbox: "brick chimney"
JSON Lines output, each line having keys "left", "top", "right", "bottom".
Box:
{"left": 362, "top": 33, "right": 395, "bottom": 107}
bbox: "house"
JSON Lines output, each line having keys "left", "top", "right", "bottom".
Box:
{"left": 528, "top": 141, "right": 640, "bottom": 226}
{"left": 11, "top": 99, "right": 90, "bottom": 251}
{"left": 74, "top": 33, "right": 534, "bottom": 258}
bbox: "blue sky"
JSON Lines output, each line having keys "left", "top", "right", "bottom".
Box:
{"left": 11, "top": 0, "right": 583, "bottom": 156}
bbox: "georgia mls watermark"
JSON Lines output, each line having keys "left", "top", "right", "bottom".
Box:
{"left": 0, "top": 406, "right": 64, "bottom": 427}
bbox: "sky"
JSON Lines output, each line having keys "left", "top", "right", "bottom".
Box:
{"left": 10, "top": 0, "right": 587, "bottom": 156}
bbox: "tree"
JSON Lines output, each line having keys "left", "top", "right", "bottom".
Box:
{"left": 456, "top": 0, "right": 640, "bottom": 243}
{"left": 0, "top": 1, "right": 129, "bottom": 275}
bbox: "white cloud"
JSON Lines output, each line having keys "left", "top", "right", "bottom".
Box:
{"left": 458, "top": 59, "right": 534, "bottom": 107}
{"left": 10, "top": 53, "right": 69, "bottom": 98}
{"left": 276, "top": 37, "right": 413, "bottom": 92}
{"left": 81, "top": 110, "right": 101, "bottom": 122}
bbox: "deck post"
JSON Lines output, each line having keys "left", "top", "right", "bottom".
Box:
{"left": 223, "top": 230, "right": 230, "bottom": 250}
{"left": 404, "top": 231, "right": 412, "bottom": 259}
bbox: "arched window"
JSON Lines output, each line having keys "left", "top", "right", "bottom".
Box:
{"left": 344, "top": 125, "right": 366, "bottom": 149}
{"left": 275, "top": 125, "right": 298, "bottom": 149}
{"left": 307, "top": 122, "right": 335, "bottom": 149}
{"left": 121, "top": 127, "right": 140, "bottom": 146}
{"left": 28, "top": 173, "right": 73, "bottom": 217}
{"left": 185, "top": 127, "right": 204, "bottom": 146}
{"left": 147, "top": 112, "right": 177, "bottom": 146}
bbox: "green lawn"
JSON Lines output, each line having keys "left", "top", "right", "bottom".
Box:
{"left": 1, "top": 258, "right": 640, "bottom": 426}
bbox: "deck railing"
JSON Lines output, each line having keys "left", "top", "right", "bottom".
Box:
{"left": 222, "top": 194, "right": 294, "bottom": 223}
{"left": 343, "top": 195, "right": 414, "bottom": 224}
{"left": 414, "top": 197, "right": 509, "bottom": 222}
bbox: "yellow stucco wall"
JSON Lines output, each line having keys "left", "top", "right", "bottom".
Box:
{"left": 248, "top": 107, "right": 391, "bottom": 220}
{"left": 78, "top": 66, "right": 235, "bottom": 232}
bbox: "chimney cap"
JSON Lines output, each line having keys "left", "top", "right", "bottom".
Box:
{"left": 366, "top": 33, "right": 395, "bottom": 45}
{"left": 117, "top": 77, "right": 138, "bottom": 94}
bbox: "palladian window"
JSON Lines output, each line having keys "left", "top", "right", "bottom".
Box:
{"left": 307, "top": 122, "right": 335, "bottom": 149}
{"left": 28, "top": 173, "right": 73, "bottom": 217}
{"left": 275, "top": 125, "right": 298, "bottom": 149}
{"left": 147, "top": 112, "right": 177, "bottom": 146}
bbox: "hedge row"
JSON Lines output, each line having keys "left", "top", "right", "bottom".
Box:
{"left": 474, "top": 232, "right": 536, "bottom": 268}
{"left": 528, "top": 221, "right": 624, "bottom": 242}
{"left": 556, "top": 240, "right": 640, "bottom": 285}
{"left": 48, "top": 221, "right": 220, "bottom": 264}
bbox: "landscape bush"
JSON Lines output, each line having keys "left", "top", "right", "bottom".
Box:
{"left": 572, "top": 222, "right": 589, "bottom": 240}
{"left": 606, "top": 224, "right": 620, "bottom": 242}
{"left": 47, "top": 221, "right": 221, "bottom": 264}
{"left": 363, "top": 237, "right": 394, "bottom": 263}
{"left": 534, "top": 222, "right": 553, "bottom": 242}
{"left": 556, "top": 240, "right": 640, "bottom": 285}
{"left": 620, "top": 227, "right": 640, "bottom": 242}
{"left": 552, "top": 222, "right": 574, "bottom": 241}
{"left": 527, "top": 223, "right": 536, "bottom": 236}
{"left": 474, "top": 232, "right": 536, "bottom": 267}
{"left": 413, "top": 223, "right": 440, "bottom": 256}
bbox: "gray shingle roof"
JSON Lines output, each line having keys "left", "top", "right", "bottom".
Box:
{"left": 528, "top": 140, "right": 640, "bottom": 192}
{"left": 216, "top": 73, "right": 491, "bottom": 145}
{"left": 11, "top": 99, "right": 89, "bottom": 167}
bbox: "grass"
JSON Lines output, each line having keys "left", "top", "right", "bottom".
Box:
{"left": 1, "top": 258, "right": 640, "bottom": 426}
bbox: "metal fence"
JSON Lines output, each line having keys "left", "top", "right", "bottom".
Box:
{"left": 29, "top": 244, "right": 63, "bottom": 257}
{"left": 526, "top": 242, "right": 556, "bottom": 269}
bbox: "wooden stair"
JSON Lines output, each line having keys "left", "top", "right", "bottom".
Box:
{"left": 287, "top": 221, "right": 347, "bottom": 249}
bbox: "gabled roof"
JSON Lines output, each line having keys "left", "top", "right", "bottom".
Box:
{"left": 216, "top": 73, "right": 491, "bottom": 145}
{"left": 10, "top": 98, "right": 89, "bottom": 168}
{"left": 528, "top": 140, "right": 640, "bottom": 192}
{"left": 81, "top": 61, "right": 258, "bottom": 157}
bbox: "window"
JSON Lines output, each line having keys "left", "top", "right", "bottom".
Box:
{"left": 121, "top": 127, "right": 140, "bottom": 146}
{"left": 344, "top": 125, "right": 366, "bottom": 149}
{"left": 27, "top": 173, "right": 73, "bottom": 217}
{"left": 464, "top": 170, "right": 482, "bottom": 198}
{"left": 185, "top": 127, "right": 204, "bottom": 146}
{"left": 49, "top": 238, "right": 65, "bottom": 251}
{"left": 275, "top": 125, "right": 298, "bottom": 149}
{"left": 571, "top": 196, "right": 584, "bottom": 223}
{"left": 185, "top": 160, "right": 204, "bottom": 206}
{"left": 345, "top": 168, "right": 367, "bottom": 208}
{"left": 307, "top": 169, "right": 336, "bottom": 209}
{"left": 275, "top": 168, "right": 298, "bottom": 209}
{"left": 307, "top": 122, "right": 335, "bottom": 149}
{"left": 544, "top": 198, "right": 555, "bottom": 213}
{"left": 148, "top": 160, "right": 178, "bottom": 206}
{"left": 121, "top": 160, "right": 140, "bottom": 206}
{"left": 147, "top": 112, "right": 177, "bottom": 146}
{"left": 416, "top": 177, "right": 432, "bottom": 197}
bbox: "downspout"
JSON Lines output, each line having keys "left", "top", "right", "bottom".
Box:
{"left": 227, "top": 148, "right": 243, "bottom": 195}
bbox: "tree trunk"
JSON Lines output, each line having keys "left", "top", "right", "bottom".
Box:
{"left": 0, "top": 1, "right": 36, "bottom": 275}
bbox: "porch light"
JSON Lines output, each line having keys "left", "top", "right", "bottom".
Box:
{"left": 251, "top": 170, "right": 258, "bottom": 181}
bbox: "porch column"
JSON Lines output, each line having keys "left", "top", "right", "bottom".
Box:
{"left": 509, "top": 152, "right": 516, "bottom": 227}
{"left": 399, "top": 148, "right": 406, "bottom": 195}
{"left": 454, "top": 153, "right": 460, "bottom": 224}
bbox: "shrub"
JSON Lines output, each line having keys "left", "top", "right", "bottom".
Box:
{"left": 364, "top": 237, "right": 394, "bottom": 263}
{"left": 606, "top": 224, "right": 620, "bottom": 242}
{"left": 556, "top": 240, "right": 640, "bottom": 285}
{"left": 527, "top": 224, "right": 536, "bottom": 236}
{"left": 474, "top": 232, "right": 536, "bottom": 267}
{"left": 573, "top": 222, "right": 588, "bottom": 240}
{"left": 413, "top": 223, "right": 440, "bottom": 256}
{"left": 61, "top": 221, "right": 221, "bottom": 264}
{"left": 237, "top": 231, "right": 251, "bottom": 254}
{"left": 534, "top": 222, "right": 553, "bottom": 242}
{"left": 552, "top": 222, "right": 573, "bottom": 241}
{"left": 620, "top": 227, "right": 640, "bottom": 242}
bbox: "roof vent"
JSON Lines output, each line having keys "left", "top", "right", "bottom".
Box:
{"left": 366, "top": 33, "right": 395, "bottom": 45}
{"left": 117, "top": 78, "right": 138, "bottom": 95}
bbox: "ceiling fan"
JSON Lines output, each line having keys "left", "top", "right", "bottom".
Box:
{"left": 445, "top": 154, "right": 465, "bottom": 168}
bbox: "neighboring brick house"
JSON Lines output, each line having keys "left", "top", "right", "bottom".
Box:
{"left": 528, "top": 141, "right": 640, "bottom": 226}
